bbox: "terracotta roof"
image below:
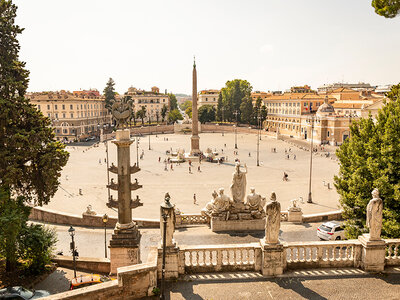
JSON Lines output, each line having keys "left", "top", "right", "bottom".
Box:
{"left": 332, "top": 103, "right": 364, "bottom": 109}
{"left": 265, "top": 93, "right": 333, "bottom": 101}
{"left": 330, "top": 87, "right": 357, "bottom": 93}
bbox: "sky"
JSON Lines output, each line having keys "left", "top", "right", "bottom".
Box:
{"left": 14, "top": 0, "right": 400, "bottom": 95}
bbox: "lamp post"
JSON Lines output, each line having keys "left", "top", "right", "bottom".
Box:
{"left": 160, "top": 212, "right": 168, "bottom": 300}
{"left": 307, "top": 116, "right": 315, "bottom": 203}
{"left": 68, "top": 226, "right": 77, "bottom": 278}
{"left": 105, "top": 140, "right": 110, "bottom": 202}
{"left": 102, "top": 214, "right": 108, "bottom": 258}
{"left": 233, "top": 110, "right": 239, "bottom": 149}
{"left": 256, "top": 113, "right": 261, "bottom": 167}
{"left": 148, "top": 123, "right": 151, "bottom": 150}
{"left": 221, "top": 107, "right": 225, "bottom": 136}
{"left": 136, "top": 136, "right": 140, "bottom": 167}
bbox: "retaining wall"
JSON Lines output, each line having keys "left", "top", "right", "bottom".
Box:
{"left": 53, "top": 256, "right": 110, "bottom": 274}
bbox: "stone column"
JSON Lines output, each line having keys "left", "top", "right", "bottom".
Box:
{"left": 260, "top": 192, "right": 285, "bottom": 276}
{"left": 157, "top": 193, "right": 180, "bottom": 279}
{"left": 358, "top": 188, "right": 385, "bottom": 272}
{"left": 191, "top": 59, "right": 200, "bottom": 154}
{"left": 109, "top": 129, "right": 142, "bottom": 275}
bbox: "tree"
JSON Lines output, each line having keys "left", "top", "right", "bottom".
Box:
{"left": 239, "top": 95, "right": 254, "bottom": 125}
{"left": 372, "top": 0, "right": 400, "bottom": 18}
{"left": 168, "top": 93, "right": 178, "bottom": 110}
{"left": 103, "top": 78, "right": 116, "bottom": 112}
{"left": 216, "top": 93, "right": 223, "bottom": 121}
{"left": 137, "top": 106, "right": 147, "bottom": 125}
{"left": 185, "top": 106, "right": 192, "bottom": 119}
{"left": 198, "top": 105, "right": 216, "bottom": 124}
{"left": 168, "top": 109, "right": 183, "bottom": 124}
{"left": 155, "top": 111, "right": 160, "bottom": 124}
{"left": 0, "top": 0, "right": 69, "bottom": 272}
{"left": 180, "top": 100, "right": 192, "bottom": 112}
{"left": 220, "top": 79, "right": 252, "bottom": 122}
{"left": 334, "top": 83, "right": 400, "bottom": 239}
{"left": 161, "top": 104, "right": 168, "bottom": 123}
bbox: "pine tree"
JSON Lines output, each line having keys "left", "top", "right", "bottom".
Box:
{"left": 103, "top": 78, "right": 116, "bottom": 111}
{"left": 0, "top": 0, "right": 69, "bottom": 271}
{"left": 334, "top": 83, "right": 400, "bottom": 239}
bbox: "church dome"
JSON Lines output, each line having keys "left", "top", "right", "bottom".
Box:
{"left": 317, "top": 95, "right": 335, "bottom": 114}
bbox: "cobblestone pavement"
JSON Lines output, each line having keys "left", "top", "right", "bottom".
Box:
{"left": 43, "top": 133, "right": 340, "bottom": 219}
{"left": 165, "top": 269, "right": 400, "bottom": 300}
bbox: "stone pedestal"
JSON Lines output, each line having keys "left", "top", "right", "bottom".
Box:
{"left": 157, "top": 244, "right": 180, "bottom": 279}
{"left": 358, "top": 234, "right": 385, "bottom": 272}
{"left": 287, "top": 207, "right": 303, "bottom": 223}
{"left": 190, "top": 135, "right": 201, "bottom": 155}
{"left": 260, "top": 239, "right": 284, "bottom": 276}
{"left": 211, "top": 217, "right": 265, "bottom": 232}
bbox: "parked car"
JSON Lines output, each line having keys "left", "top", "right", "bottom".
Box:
{"left": 70, "top": 274, "right": 112, "bottom": 290}
{"left": 0, "top": 286, "right": 50, "bottom": 299}
{"left": 317, "top": 221, "right": 345, "bottom": 241}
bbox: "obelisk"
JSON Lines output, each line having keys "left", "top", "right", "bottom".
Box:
{"left": 191, "top": 57, "right": 200, "bottom": 154}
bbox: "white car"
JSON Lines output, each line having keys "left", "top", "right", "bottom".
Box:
{"left": 317, "top": 221, "right": 345, "bottom": 241}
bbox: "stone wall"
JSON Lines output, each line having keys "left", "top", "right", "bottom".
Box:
{"left": 41, "top": 248, "right": 158, "bottom": 300}
{"left": 302, "top": 210, "right": 342, "bottom": 223}
{"left": 53, "top": 255, "right": 110, "bottom": 274}
{"left": 29, "top": 206, "right": 159, "bottom": 229}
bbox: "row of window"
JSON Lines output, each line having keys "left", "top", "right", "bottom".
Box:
{"left": 268, "top": 108, "right": 301, "bottom": 115}
{"left": 48, "top": 111, "right": 105, "bottom": 119}
{"left": 136, "top": 99, "right": 166, "bottom": 104}
{"left": 266, "top": 102, "right": 322, "bottom": 107}
{"left": 37, "top": 103, "right": 104, "bottom": 111}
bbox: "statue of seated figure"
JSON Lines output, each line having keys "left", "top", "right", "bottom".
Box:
{"left": 201, "top": 188, "right": 232, "bottom": 217}
{"left": 245, "top": 188, "right": 266, "bottom": 212}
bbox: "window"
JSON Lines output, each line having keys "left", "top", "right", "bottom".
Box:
{"left": 327, "top": 131, "right": 330, "bottom": 137}
{"left": 63, "top": 113, "right": 66, "bottom": 118}
{"left": 70, "top": 104, "right": 73, "bottom": 109}
{"left": 77, "top": 105, "right": 79, "bottom": 109}
{"left": 304, "top": 102, "right": 307, "bottom": 107}
{"left": 38, "top": 105, "right": 41, "bottom": 110}
{"left": 55, "top": 104, "right": 58, "bottom": 110}
{"left": 47, "top": 104, "right": 50, "bottom": 110}
{"left": 62, "top": 104, "right": 65, "bottom": 110}
{"left": 81, "top": 104, "right": 83, "bottom": 109}
{"left": 70, "top": 113, "right": 74, "bottom": 118}
{"left": 47, "top": 113, "right": 51, "bottom": 118}
{"left": 55, "top": 113, "right": 58, "bottom": 118}
{"left": 63, "top": 129, "right": 68, "bottom": 134}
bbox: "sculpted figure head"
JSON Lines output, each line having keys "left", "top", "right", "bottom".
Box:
{"left": 235, "top": 162, "right": 240, "bottom": 173}
{"left": 250, "top": 187, "right": 255, "bottom": 194}
{"left": 372, "top": 188, "right": 380, "bottom": 199}
{"left": 270, "top": 192, "right": 277, "bottom": 202}
{"left": 219, "top": 188, "right": 225, "bottom": 195}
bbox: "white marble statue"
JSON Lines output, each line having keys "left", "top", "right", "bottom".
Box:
{"left": 84, "top": 204, "right": 96, "bottom": 216}
{"left": 265, "top": 192, "right": 281, "bottom": 244}
{"left": 213, "top": 188, "right": 232, "bottom": 212}
{"left": 245, "top": 187, "right": 266, "bottom": 211}
{"left": 230, "top": 162, "right": 248, "bottom": 203}
{"left": 366, "top": 188, "right": 383, "bottom": 240}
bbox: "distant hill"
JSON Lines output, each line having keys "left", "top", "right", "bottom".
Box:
{"left": 175, "top": 93, "right": 190, "bottom": 97}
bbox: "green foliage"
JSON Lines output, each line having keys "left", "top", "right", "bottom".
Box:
{"left": 220, "top": 79, "right": 252, "bottom": 123}
{"left": 168, "top": 109, "right": 183, "bottom": 124}
{"left": 185, "top": 106, "right": 192, "bottom": 119}
{"left": 18, "top": 224, "right": 57, "bottom": 274}
{"left": 372, "top": 0, "right": 400, "bottom": 18}
{"left": 168, "top": 93, "right": 178, "bottom": 110}
{"left": 198, "top": 105, "right": 216, "bottom": 124}
{"left": 103, "top": 78, "right": 116, "bottom": 111}
{"left": 0, "top": 0, "right": 68, "bottom": 272}
{"left": 216, "top": 93, "right": 223, "bottom": 121}
{"left": 334, "top": 83, "right": 400, "bottom": 239}
{"left": 136, "top": 106, "right": 147, "bottom": 125}
{"left": 239, "top": 96, "right": 254, "bottom": 125}
{"left": 180, "top": 100, "right": 192, "bottom": 112}
{"left": 161, "top": 104, "right": 168, "bottom": 123}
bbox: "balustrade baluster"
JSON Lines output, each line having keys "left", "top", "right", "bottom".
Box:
{"left": 395, "top": 245, "right": 399, "bottom": 258}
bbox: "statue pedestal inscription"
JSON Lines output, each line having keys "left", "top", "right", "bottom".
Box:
{"left": 211, "top": 218, "right": 265, "bottom": 232}
{"left": 287, "top": 207, "right": 302, "bottom": 223}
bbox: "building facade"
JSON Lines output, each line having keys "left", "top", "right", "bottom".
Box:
{"left": 27, "top": 90, "right": 111, "bottom": 142}
{"left": 197, "top": 89, "right": 219, "bottom": 108}
{"left": 124, "top": 86, "right": 170, "bottom": 123}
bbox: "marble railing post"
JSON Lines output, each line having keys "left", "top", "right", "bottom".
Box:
{"left": 157, "top": 193, "right": 180, "bottom": 279}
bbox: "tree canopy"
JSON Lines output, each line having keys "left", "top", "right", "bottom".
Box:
{"left": 198, "top": 105, "right": 216, "bottom": 124}
{"left": 334, "top": 83, "right": 400, "bottom": 239}
{"left": 168, "top": 109, "right": 183, "bottom": 124}
{"left": 103, "top": 78, "right": 116, "bottom": 111}
{"left": 218, "top": 79, "right": 252, "bottom": 123}
{"left": 372, "top": 0, "right": 400, "bottom": 18}
{"left": 168, "top": 93, "right": 178, "bottom": 110}
{"left": 0, "top": 0, "right": 68, "bottom": 272}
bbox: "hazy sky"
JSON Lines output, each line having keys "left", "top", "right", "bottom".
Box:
{"left": 14, "top": 0, "right": 400, "bottom": 95}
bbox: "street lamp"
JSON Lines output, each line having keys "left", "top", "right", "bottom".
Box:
{"left": 136, "top": 136, "right": 140, "bottom": 167}
{"left": 102, "top": 214, "right": 108, "bottom": 258}
{"left": 68, "top": 226, "right": 77, "bottom": 278}
{"left": 307, "top": 116, "right": 315, "bottom": 203}
{"left": 160, "top": 193, "right": 173, "bottom": 300}
{"left": 221, "top": 107, "right": 225, "bottom": 136}
{"left": 233, "top": 110, "right": 239, "bottom": 149}
{"left": 256, "top": 112, "right": 261, "bottom": 167}
{"left": 148, "top": 123, "right": 151, "bottom": 150}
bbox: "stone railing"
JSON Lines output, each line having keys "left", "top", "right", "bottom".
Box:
{"left": 284, "top": 240, "right": 362, "bottom": 270}
{"left": 179, "top": 243, "right": 262, "bottom": 273}
{"left": 177, "top": 213, "right": 209, "bottom": 226}
{"left": 385, "top": 239, "right": 400, "bottom": 266}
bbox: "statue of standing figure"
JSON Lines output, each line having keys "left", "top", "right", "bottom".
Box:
{"left": 245, "top": 187, "right": 266, "bottom": 212}
{"left": 230, "top": 162, "right": 247, "bottom": 203}
{"left": 366, "top": 188, "right": 383, "bottom": 240}
{"left": 264, "top": 192, "right": 281, "bottom": 244}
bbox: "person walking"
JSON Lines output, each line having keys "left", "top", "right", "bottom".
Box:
{"left": 189, "top": 166, "right": 192, "bottom": 174}
{"left": 198, "top": 165, "right": 201, "bottom": 172}
{"left": 158, "top": 157, "right": 161, "bottom": 163}
{"left": 193, "top": 194, "right": 197, "bottom": 204}
{"left": 171, "top": 164, "right": 174, "bottom": 171}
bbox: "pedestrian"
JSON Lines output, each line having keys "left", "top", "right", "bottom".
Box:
{"left": 171, "top": 164, "right": 174, "bottom": 171}
{"left": 104, "top": 158, "right": 106, "bottom": 163}
{"left": 248, "top": 152, "right": 251, "bottom": 157}
{"left": 289, "top": 147, "right": 292, "bottom": 152}
{"left": 189, "top": 166, "right": 192, "bottom": 173}
{"left": 285, "top": 149, "right": 287, "bottom": 154}
{"left": 198, "top": 165, "right": 201, "bottom": 172}
{"left": 294, "top": 154, "right": 296, "bottom": 160}
{"left": 159, "top": 157, "right": 161, "bottom": 163}
{"left": 224, "top": 143, "right": 226, "bottom": 147}
{"left": 193, "top": 194, "right": 197, "bottom": 204}
{"left": 287, "top": 154, "right": 290, "bottom": 159}
{"left": 226, "top": 156, "right": 228, "bottom": 161}
{"left": 99, "top": 158, "right": 101, "bottom": 164}
{"left": 164, "top": 164, "right": 168, "bottom": 171}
